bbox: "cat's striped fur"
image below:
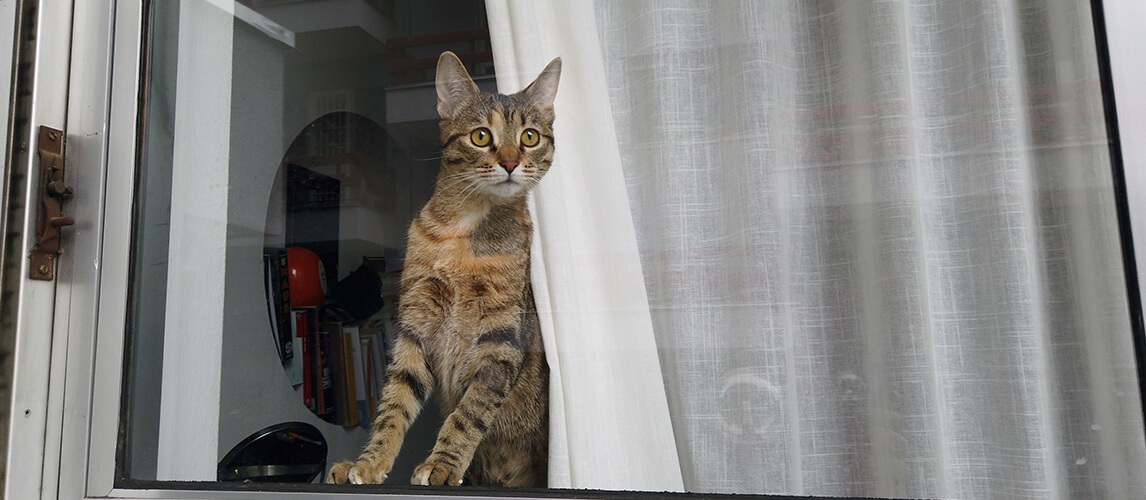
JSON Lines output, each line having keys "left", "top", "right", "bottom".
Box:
{"left": 327, "top": 51, "right": 560, "bottom": 488}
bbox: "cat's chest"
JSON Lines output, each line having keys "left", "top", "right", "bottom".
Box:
{"left": 406, "top": 209, "right": 530, "bottom": 294}
{"left": 403, "top": 238, "right": 528, "bottom": 322}
{"left": 411, "top": 253, "right": 526, "bottom": 397}
{"left": 401, "top": 204, "right": 529, "bottom": 336}
{"left": 418, "top": 241, "right": 522, "bottom": 283}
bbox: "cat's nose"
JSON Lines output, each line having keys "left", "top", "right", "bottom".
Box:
{"left": 500, "top": 161, "right": 519, "bottom": 173}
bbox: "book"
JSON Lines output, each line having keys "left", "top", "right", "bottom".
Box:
{"left": 341, "top": 326, "right": 359, "bottom": 427}
{"left": 283, "top": 334, "right": 304, "bottom": 387}
{"left": 360, "top": 336, "right": 379, "bottom": 425}
{"left": 359, "top": 327, "right": 388, "bottom": 399}
{"left": 262, "top": 254, "right": 278, "bottom": 357}
{"left": 315, "top": 321, "right": 336, "bottom": 421}
{"left": 264, "top": 248, "right": 294, "bottom": 361}
{"left": 323, "top": 322, "right": 359, "bottom": 427}
{"left": 290, "top": 307, "right": 317, "bottom": 410}
{"left": 321, "top": 322, "right": 342, "bottom": 424}
{"left": 346, "top": 326, "right": 369, "bottom": 425}
{"left": 275, "top": 250, "right": 294, "bottom": 360}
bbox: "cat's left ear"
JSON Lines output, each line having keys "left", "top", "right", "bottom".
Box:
{"left": 522, "top": 57, "right": 562, "bottom": 111}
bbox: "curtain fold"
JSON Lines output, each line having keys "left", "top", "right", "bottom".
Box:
{"left": 594, "top": 0, "right": 1146, "bottom": 498}
{"left": 486, "top": 1, "right": 685, "bottom": 492}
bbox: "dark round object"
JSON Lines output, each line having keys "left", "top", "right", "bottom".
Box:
{"left": 217, "top": 422, "right": 327, "bottom": 483}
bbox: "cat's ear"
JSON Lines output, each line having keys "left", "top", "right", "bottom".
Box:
{"left": 522, "top": 57, "right": 562, "bottom": 111}
{"left": 436, "top": 51, "right": 479, "bottom": 119}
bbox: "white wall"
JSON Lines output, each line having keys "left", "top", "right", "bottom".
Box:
{"left": 218, "top": 14, "right": 371, "bottom": 467}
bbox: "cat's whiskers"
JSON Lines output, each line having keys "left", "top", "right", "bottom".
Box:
{"left": 435, "top": 172, "right": 484, "bottom": 194}
{"left": 454, "top": 177, "right": 489, "bottom": 208}
{"left": 434, "top": 174, "right": 472, "bottom": 192}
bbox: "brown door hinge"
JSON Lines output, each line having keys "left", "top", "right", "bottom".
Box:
{"left": 30, "top": 126, "right": 74, "bottom": 281}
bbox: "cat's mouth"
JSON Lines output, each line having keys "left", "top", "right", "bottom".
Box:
{"left": 495, "top": 171, "right": 521, "bottom": 186}
{"left": 487, "top": 176, "right": 524, "bottom": 197}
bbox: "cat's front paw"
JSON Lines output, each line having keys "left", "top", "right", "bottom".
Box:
{"left": 412, "top": 458, "right": 463, "bottom": 486}
{"left": 326, "top": 461, "right": 355, "bottom": 484}
{"left": 327, "top": 460, "right": 389, "bottom": 484}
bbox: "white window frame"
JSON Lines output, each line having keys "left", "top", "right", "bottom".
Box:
{"left": 3, "top": 0, "right": 86, "bottom": 499}
{"left": 40, "top": 1, "right": 558, "bottom": 499}
{"left": 1104, "top": 2, "right": 1146, "bottom": 308}
{"left": 4, "top": 0, "right": 1146, "bottom": 499}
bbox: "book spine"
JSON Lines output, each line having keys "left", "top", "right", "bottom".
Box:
{"left": 324, "top": 322, "right": 349, "bottom": 426}
{"left": 362, "top": 328, "right": 388, "bottom": 397}
{"left": 263, "top": 254, "right": 282, "bottom": 360}
{"left": 348, "top": 327, "right": 368, "bottom": 425}
{"left": 316, "top": 320, "right": 335, "bottom": 421}
{"left": 342, "top": 328, "right": 359, "bottom": 427}
{"left": 276, "top": 250, "right": 293, "bottom": 360}
{"left": 361, "top": 337, "right": 377, "bottom": 426}
{"left": 294, "top": 309, "right": 313, "bottom": 411}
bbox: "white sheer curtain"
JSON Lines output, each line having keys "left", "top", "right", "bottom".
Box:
{"left": 487, "top": 1, "right": 684, "bottom": 492}
{"left": 494, "top": 0, "right": 1146, "bottom": 498}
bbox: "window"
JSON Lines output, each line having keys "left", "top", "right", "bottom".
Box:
{"left": 33, "top": 0, "right": 1146, "bottom": 499}
{"left": 123, "top": 0, "right": 495, "bottom": 485}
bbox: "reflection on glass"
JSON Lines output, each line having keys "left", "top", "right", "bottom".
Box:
{"left": 121, "top": 0, "right": 1146, "bottom": 498}
{"left": 124, "top": 0, "right": 491, "bottom": 483}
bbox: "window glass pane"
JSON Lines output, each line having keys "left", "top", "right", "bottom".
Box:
{"left": 121, "top": 0, "right": 1146, "bottom": 498}
{"left": 124, "top": 0, "right": 491, "bottom": 483}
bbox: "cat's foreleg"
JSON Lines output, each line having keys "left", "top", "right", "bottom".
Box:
{"left": 327, "top": 330, "right": 434, "bottom": 484}
{"left": 411, "top": 327, "right": 522, "bottom": 486}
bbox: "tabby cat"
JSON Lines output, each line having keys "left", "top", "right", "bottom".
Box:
{"left": 327, "top": 51, "right": 560, "bottom": 488}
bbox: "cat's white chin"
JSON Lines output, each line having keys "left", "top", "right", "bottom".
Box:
{"left": 485, "top": 180, "right": 526, "bottom": 199}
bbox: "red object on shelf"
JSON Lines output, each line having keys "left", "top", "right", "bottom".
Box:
{"left": 287, "top": 247, "right": 326, "bottom": 308}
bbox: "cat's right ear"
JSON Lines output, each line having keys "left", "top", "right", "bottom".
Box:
{"left": 436, "top": 51, "right": 479, "bottom": 119}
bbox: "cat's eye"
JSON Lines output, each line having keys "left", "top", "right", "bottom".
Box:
{"left": 470, "top": 128, "right": 493, "bottom": 147}
{"left": 520, "top": 128, "right": 541, "bottom": 147}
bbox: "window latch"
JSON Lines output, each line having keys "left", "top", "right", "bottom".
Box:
{"left": 30, "top": 126, "right": 74, "bottom": 281}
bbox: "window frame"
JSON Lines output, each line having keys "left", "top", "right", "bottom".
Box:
{"left": 28, "top": 0, "right": 1146, "bottom": 499}
{"left": 1097, "top": 0, "right": 1146, "bottom": 430}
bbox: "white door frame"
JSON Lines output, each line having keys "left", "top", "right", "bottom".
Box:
{"left": 3, "top": 0, "right": 76, "bottom": 499}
